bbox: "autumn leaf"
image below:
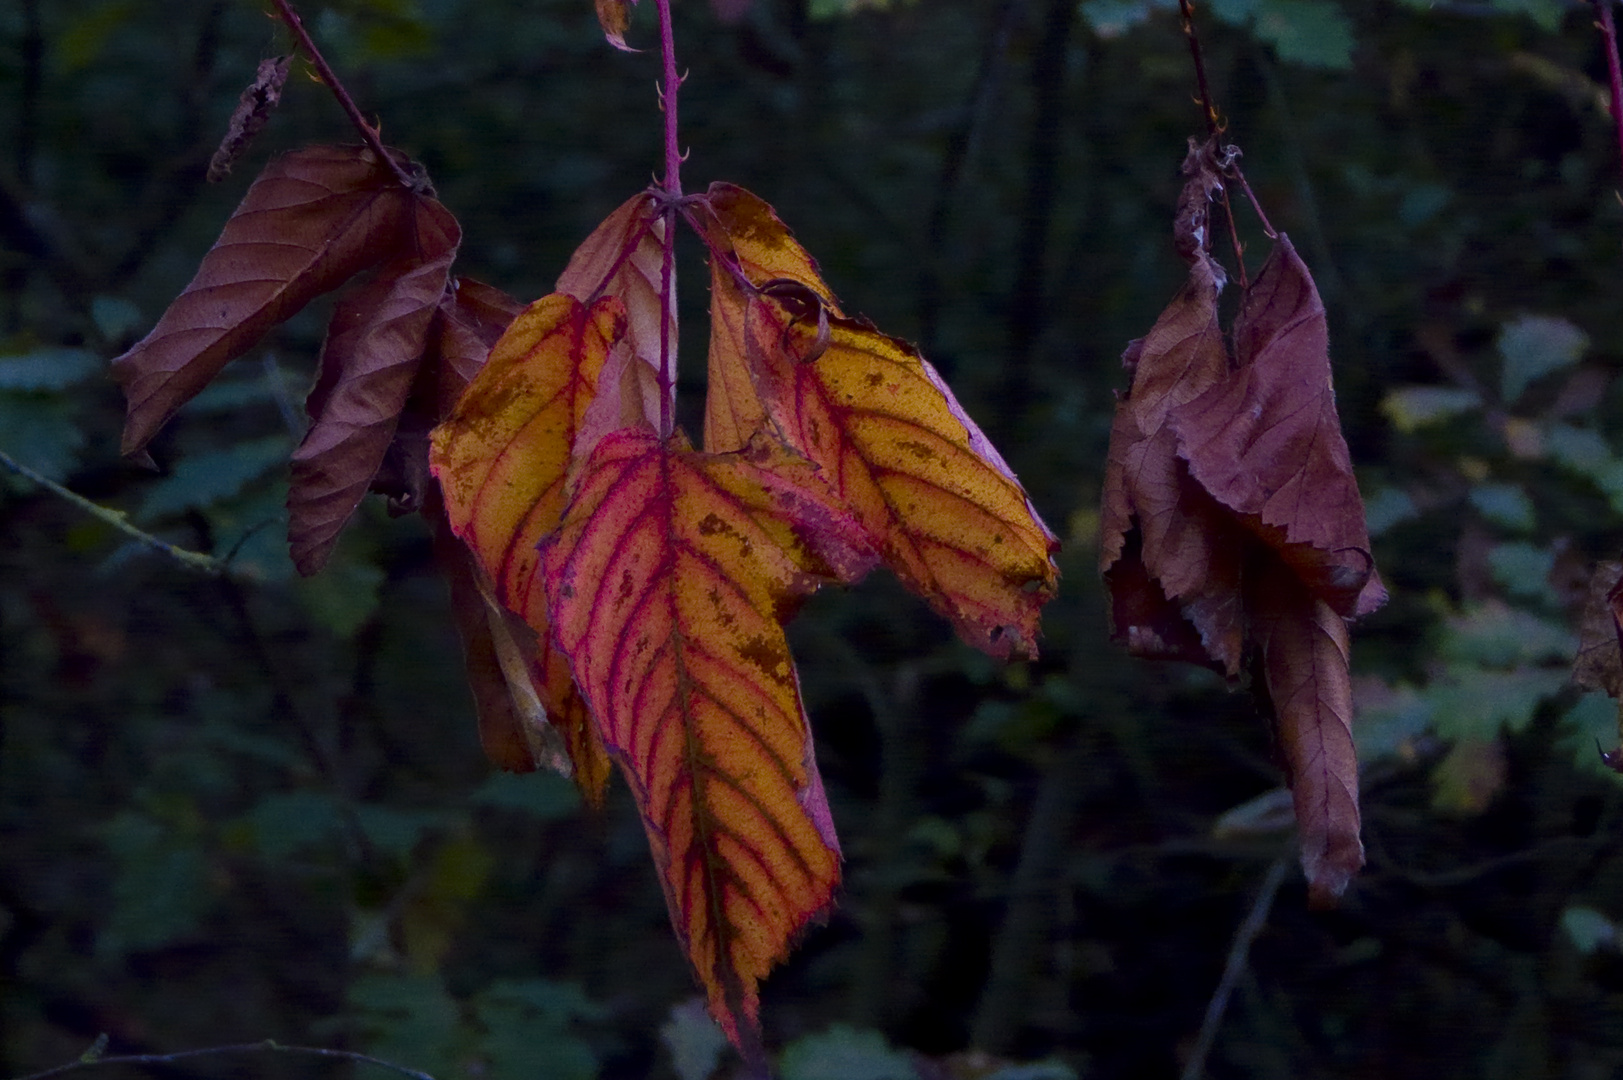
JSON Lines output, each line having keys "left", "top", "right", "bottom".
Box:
{"left": 539, "top": 426, "right": 876, "bottom": 1048}
{"left": 595, "top": 0, "right": 636, "bottom": 51}
{"left": 1248, "top": 555, "right": 1363, "bottom": 907}
{"left": 112, "top": 145, "right": 414, "bottom": 456}
{"left": 1099, "top": 252, "right": 1245, "bottom": 675}
{"left": 429, "top": 488, "right": 571, "bottom": 775}
{"left": 429, "top": 291, "right": 626, "bottom": 795}
{"left": 1100, "top": 137, "right": 1383, "bottom": 903}
{"left": 429, "top": 276, "right": 526, "bottom": 415}
{"left": 1171, "top": 235, "right": 1384, "bottom": 618}
{"left": 556, "top": 191, "right": 670, "bottom": 432}
{"left": 288, "top": 194, "right": 461, "bottom": 574}
{"left": 690, "top": 183, "right": 842, "bottom": 453}
{"left": 745, "top": 283, "right": 1059, "bottom": 659}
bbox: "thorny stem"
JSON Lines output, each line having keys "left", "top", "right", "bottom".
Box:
{"left": 268, "top": 0, "right": 418, "bottom": 190}
{"left": 1595, "top": 0, "right": 1623, "bottom": 188}
{"left": 655, "top": 0, "right": 683, "bottom": 436}
{"left": 1179, "top": 0, "right": 1250, "bottom": 286}
{"left": 6, "top": 1036, "right": 438, "bottom": 1080}
{"left": 0, "top": 449, "right": 226, "bottom": 576}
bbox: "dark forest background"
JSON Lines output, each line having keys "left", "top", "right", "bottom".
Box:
{"left": 4, "top": 0, "right": 1623, "bottom": 1077}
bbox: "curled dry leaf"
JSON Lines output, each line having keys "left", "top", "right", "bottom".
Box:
{"left": 1099, "top": 252, "right": 1245, "bottom": 675}
{"left": 745, "top": 283, "right": 1059, "bottom": 659}
{"left": 595, "top": 0, "right": 637, "bottom": 51}
{"left": 207, "top": 55, "right": 292, "bottom": 184}
{"left": 289, "top": 195, "right": 461, "bottom": 575}
{"left": 1247, "top": 555, "right": 1363, "bottom": 907}
{"left": 1100, "top": 136, "right": 1384, "bottom": 902}
{"left": 539, "top": 427, "right": 876, "bottom": 1049}
{"left": 112, "top": 145, "right": 413, "bottom": 456}
{"left": 690, "top": 182, "right": 842, "bottom": 453}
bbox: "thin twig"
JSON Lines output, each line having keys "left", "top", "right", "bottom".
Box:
{"left": 1179, "top": 854, "right": 1290, "bottom": 1080}
{"left": 0, "top": 449, "right": 226, "bottom": 576}
{"left": 1178, "top": 1, "right": 1252, "bottom": 285}
{"left": 1594, "top": 0, "right": 1623, "bottom": 186}
{"left": 267, "top": 0, "right": 418, "bottom": 189}
{"left": 5, "top": 1036, "right": 438, "bottom": 1080}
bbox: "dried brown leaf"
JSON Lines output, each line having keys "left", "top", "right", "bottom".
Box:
{"left": 113, "top": 145, "right": 413, "bottom": 456}
{"left": 1248, "top": 555, "right": 1363, "bottom": 907}
{"left": 1575, "top": 560, "right": 1623, "bottom": 697}
{"left": 1099, "top": 255, "right": 1245, "bottom": 674}
{"left": 1171, "top": 236, "right": 1384, "bottom": 618}
{"left": 288, "top": 195, "right": 461, "bottom": 575}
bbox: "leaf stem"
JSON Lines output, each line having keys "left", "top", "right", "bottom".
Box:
{"left": 1178, "top": 0, "right": 1220, "bottom": 138}
{"left": 5, "top": 1036, "right": 439, "bottom": 1080}
{"left": 1594, "top": 0, "right": 1623, "bottom": 188}
{"left": 267, "top": 0, "right": 418, "bottom": 190}
{"left": 1178, "top": 2, "right": 1251, "bottom": 286}
{"left": 0, "top": 449, "right": 226, "bottom": 576}
{"left": 655, "top": 0, "right": 683, "bottom": 435}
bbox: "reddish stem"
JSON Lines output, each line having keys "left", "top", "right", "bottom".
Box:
{"left": 1595, "top": 0, "right": 1623, "bottom": 188}
{"left": 1179, "top": 1, "right": 1250, "bottom": 285}
{"left": 1178, "top": 0, "right": 1220, "bottom": 137}
{"left": 653, "top": 0, "right": 683, "bottom": 436}
{"left": 269, "top": 0, "right": 417, "bottom": 189}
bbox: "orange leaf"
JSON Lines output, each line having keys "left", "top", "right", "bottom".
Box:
{"left": 1099, "top": 255, "right": 1245, "bottom": 674}
{"left": 429, "top": 292, "right": 625, "bottom": 799}
{"left": 1248, "top": 554, "right": 1363, "bottom": 907}
{"left": 556, "top": 191, "right": 670, "bottom": 432}
{"left": 288, "top": 194, "right": 461, "bottom": 575}
{"left": 112, "top": 145, "right": 412, "bottom": 455}
{"left": 745, "top": 285, "right": 1059, "bottom": 659}
{"left": 430, "top": 292, "right": 626, "bottom": 625}
{"left": 595, "top": 0, "right": 637, "bottom": 51}
{"left": 692, "top": 183, "right": 842, "bottom": 453}
{"left": 540, "top": 427, "right": 875, "bottom": 1048}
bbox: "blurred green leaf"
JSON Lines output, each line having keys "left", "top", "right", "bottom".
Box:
{"left": 1486, "top": 542, "right": 1555, "bottom": 604}
{"left": 137, "top": 436, "right": 291, "bottom": 522}
{"left": 345, "top": 972, "right": 462, "bottom": 1075}
{"left": 780, "top": 1025, "right": 919, "bottom": 1080}
{"left": 295, "top": 553, "right": 385, "bottom": 638}
{"left": 1209, "top": 0, "right": 1354, "bottom": 69}
{"left": 0, "top": 348, "right": 100, "bottom": 390}
{"left": 1499, "top": 314, "right": 1588, "bottom": 402}
{"left": 1561, "top": 906, "right": 1618, "bottom": 954}
{"left": 1380, "top": 386, "right": 1480, "bottom": 432}
{"left": 1489, "top": 0, "right": 1566, "bottom": 31}
{"left": 0, "top": 394, "right": 86, "bottom": 482}
{"left": 247, "top": 790, "right": 345, "bottom": 860}
{"left": 1364, "top": 487, "right": 1419, "bottom": 536}
{"left": 1560, "top": 692, "right": 1623, "bottom": 777}
{"left": 91, "top": 296, "right": 144, "bottom": 343}
{"left": 1440, "top": 602, "right": 1573, "bottom": 668}
{"left": 1426, "top": 668, "right": 1567, "bottom": 741}
{"left": 97, "top": 811, "right": 214, "bottom": 957}
{"left": 1468, "top": 482, "right": 1536, "bottom": 532}
{"left": 662, "top": 997, "right": 730, "bottom": 1080}
{"left": 470, "top": 771, "right": 583, "bottom": 820}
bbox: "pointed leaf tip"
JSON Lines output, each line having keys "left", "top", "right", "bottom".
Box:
{"left": 540, "top": 428, "right": 875, "bottom": 1046}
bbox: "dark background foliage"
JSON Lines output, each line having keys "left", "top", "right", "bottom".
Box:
{"left": 4, "top": 0, "right": 1623, "bottom": 1077}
